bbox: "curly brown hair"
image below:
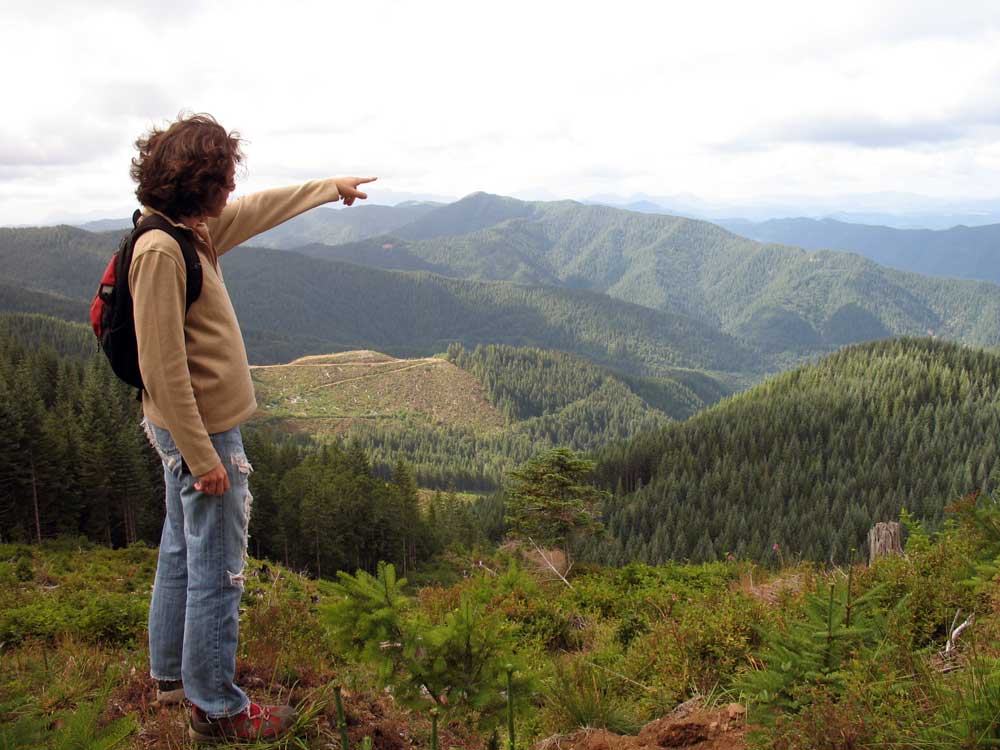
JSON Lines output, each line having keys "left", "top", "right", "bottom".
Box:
{"left": 131, "top": 112, "right": 245, "bottom": 220}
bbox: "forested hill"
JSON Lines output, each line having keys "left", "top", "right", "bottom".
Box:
{"left": 589, "top": 338, "right": 1000, "bottom": 566}
{"left": 250, "top": 344, "right": 713, "bottom": 490}
{"left": 6, "top": 201, "right": 1000, "bottom": 376}
{"left": 0, "top": 222, "right": 759, "bottom": 377}
{"left": 76, "top": 202, "right": 444, "bottom": 243}
{"left": 0, "top": 314, "right": 718, "bottom": 494}
{"left": 283, "top": 192, "right": 1000, "bottom": 357}
{"left": 445, "top": 343, "right": 729, "bottom": 422}
{"left": 223, "top": 247, "right": 759, "bottom": 374}
{"left": 720, "top": 216, "right": 1000, "bottom": 285}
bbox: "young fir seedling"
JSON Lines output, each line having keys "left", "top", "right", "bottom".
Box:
{"left": 322, "top": 562, "right": 527, "bottom": 730}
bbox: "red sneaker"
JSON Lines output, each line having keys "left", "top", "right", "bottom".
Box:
{"left": 188, "top": 701, "right": 297, "bottom": 743}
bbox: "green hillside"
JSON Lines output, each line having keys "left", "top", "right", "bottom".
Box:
{"left": 222, "top": 247, "right": 760, "bottom": 374}
{"left": 0, "top": 314, "right": 688, "bottom": 494}
{"left": 249, "top": 344, "right": 707, "bottom": 490}
{"left": 591, "top": 337, "right": 1000, "bottom": 565}
{"left": 0, "top": 313, "right": 95, "bottom": 360}
{"left": 0, "top": 225, "right": 760, "bottom": 377}
{"left": 445, "top": 343, "right": 726, "bottom": 422}
{"left": 7, "top": 200, "right": 1000, "bottom": 380}
{"left": 0, "top": 281, "right": 90, "bottom": 322}
{"left": 298, "top": 193, "right": 1000, "bottom": 356}
{"left": 0, "top": 225, "right": 112, "bottom": 299}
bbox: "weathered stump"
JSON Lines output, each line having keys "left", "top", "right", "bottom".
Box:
{"left": 867, "top": 521, "right": 902, "bottom": 563}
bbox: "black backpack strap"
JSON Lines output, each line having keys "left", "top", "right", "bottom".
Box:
{"left": 130, "top": 213, "right": 203, "bottom": 312}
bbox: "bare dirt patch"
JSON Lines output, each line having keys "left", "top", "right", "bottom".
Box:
{"left": 289, "top": 350, "right": 400, "bottom": 365}
{"left": 250, "top": 350, "right": 506, "bottom": 433}
{"left": 734, "top": 571, "right": 807, "bottom": 606}
{"left": 535, "top": 701, "right": 747, "bottom": 750}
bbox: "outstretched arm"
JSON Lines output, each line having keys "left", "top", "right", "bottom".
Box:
{"left": 207, "top": 176, "right": 376, "bottom": 255}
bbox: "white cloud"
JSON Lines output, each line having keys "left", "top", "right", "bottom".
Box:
{"left": 3, "top": 0, "right": 1000, "bottom": 223}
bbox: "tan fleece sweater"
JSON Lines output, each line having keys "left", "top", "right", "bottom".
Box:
{"left": 129, "top": 179, "right": 341, "bottom": 475}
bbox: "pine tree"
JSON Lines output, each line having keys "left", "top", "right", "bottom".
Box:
{"left": 504, "top": 448, "right": 607, "bottom": 565}
{"left": 322, "top": 562, "right": 524, "bottom": 728}
{"left": 738, "top": 570, "right": 891, "bottom": 721}
{"left": 0, "top": 375, "right": 27, "bottom": 541}
{"left": 390, "top": 458, "right": 422, "bottom": 576}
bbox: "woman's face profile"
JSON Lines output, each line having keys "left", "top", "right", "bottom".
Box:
{"left": 206, "top": 163, "right": 237, "bottom": 219}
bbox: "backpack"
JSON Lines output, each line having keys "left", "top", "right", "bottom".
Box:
{"left": 90, "top": 209, "right": 203, "bottom": 391}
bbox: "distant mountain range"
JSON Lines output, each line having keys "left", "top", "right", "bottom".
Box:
{"left": 719, "top": 217, "right": 1000, "bottom": 286}
{"left": 0, "top": 224, "right": 758, "bottom": 381}
{"left": 265, "top": 193, "right": 1000, "bottom": 356}
{"left": 75, "top": 201, "right": 443, "bottom": 243}
{"left": 584, "top": 192, "right": 1000, "bottom": 229}
{"left": 3, "top": 192, "right": 1000, "bottom": 385}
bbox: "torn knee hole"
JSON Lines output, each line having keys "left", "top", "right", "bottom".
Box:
{"left": 230, "top": 453, "right": 253, "bottom": 475}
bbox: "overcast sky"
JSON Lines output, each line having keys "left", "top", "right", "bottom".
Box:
{"left": 4, "top": 0, "right": 1000, "bottom": 224}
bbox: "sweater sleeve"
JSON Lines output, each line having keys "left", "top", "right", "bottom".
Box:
{"left": 207, "top": 178, "right": 342, "bottom": 255}
{"left": 129, "top": 239, "right": 220, "bottom": 476}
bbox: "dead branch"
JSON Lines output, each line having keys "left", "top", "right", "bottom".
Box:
{"left": 527, "top": 537, "right": 574, "bottom": 589}
{"left": 476, "top": 559, "right": 498, "bottom": 576}
{"left": 945, "top": 610, "right": 974, "bottom": 654}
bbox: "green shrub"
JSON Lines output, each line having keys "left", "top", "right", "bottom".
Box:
{"left": 917, "top": 656, "right": 1000, "bottom": 748}
{"left": 15, "top": 558, "right": 33, "bottom": 583}
{"left": 541, "top": 655, "right": 642, "bottom": 735}
{"left": 619, "top": 589, "right": 767, "bottom": 715}
{"left": 857, "top": 512, "right": 979, "bottom": 650}
{"left": 0, "top": 591, "right": 146, "bottom": 645}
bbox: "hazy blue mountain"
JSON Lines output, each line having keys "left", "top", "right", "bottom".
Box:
{"left": 73, "top": 202, "right": 443, "bottom": 249}
{"left": 586, "top": 192, "right": 1000, "bottom": 228}
{"left": 251, "top": 201, "right": 440, "bottom": 248}
{"left": 77, "top": 218, "right": 133, "bottom": 232}
{"left": 720, "top": 217, "right": 1000, "bottom": 285}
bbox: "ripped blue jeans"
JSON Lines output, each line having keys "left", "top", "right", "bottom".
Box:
{"left": 143, "top": 419, "right": 253, "bottom": 718}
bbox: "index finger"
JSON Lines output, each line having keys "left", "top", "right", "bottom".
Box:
{"left": 356, "top": 176, "right": 377, "bottom": 185}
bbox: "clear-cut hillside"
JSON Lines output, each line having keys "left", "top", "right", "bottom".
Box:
{"left": 250, "top": 350, "right": 506, "bottom": 434}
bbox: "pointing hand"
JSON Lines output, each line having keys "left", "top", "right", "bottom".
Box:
{"left": 335, "top": 176, "right": 377, "bottom": 207}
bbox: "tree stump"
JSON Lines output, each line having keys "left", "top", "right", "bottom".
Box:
{"left": 867, "top": 521, "right": 902, "bottom": 563}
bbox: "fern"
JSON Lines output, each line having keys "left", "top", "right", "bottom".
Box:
{"left": 51, "top": 700, "right": 137, "bottom": 750}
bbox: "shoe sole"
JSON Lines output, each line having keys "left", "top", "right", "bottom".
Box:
{"left": 189, "top": 727, "right": 223, "bottom": 744}
{"left": 188, "top": 726, "right": 287, "bottom": 744}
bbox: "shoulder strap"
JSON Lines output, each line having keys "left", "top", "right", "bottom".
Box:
{"left": 130, "top": 211, "right": 203, "bottom": 311}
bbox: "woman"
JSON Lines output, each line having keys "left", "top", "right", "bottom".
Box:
{"left": 130, "top": 111, "right": 374, "bottom": 742}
